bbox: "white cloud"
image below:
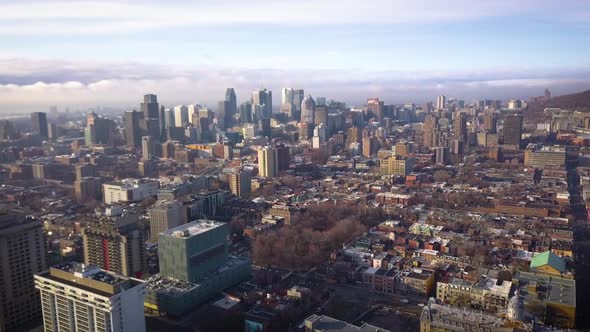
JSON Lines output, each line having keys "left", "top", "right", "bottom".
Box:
{"left": 1, "top": 57, "right": 589, "bottom": 114}
{"left": 0, "top": 0, "right": 587, "bottom": 35}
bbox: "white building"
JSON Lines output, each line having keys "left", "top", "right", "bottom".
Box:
{"left": 103, "top": 178, "right": 158, "bottom": 204}
{"left": 174, "top": 105, "right": 189, "bottom": 127}
{"left": 35, "top": 262, "right": 146, "bottom": 332}
{"left": 436, "top": 95, "right": 446, "bottom": 110}
{"left": 258, "top": 146, "right": 278, "bottom": 178}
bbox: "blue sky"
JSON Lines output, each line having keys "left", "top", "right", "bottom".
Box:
{"left": 1, "top": 0, "right": 590, "bottom": 112}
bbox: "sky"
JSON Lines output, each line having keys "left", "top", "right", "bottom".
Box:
{"left": 1, "top": 0, "right": 590, "bottom": 113}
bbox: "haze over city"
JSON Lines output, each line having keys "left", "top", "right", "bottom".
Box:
{"left": 1, "top": 0, "right": 590, "bottom": 113}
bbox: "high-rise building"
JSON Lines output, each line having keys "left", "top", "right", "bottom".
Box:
{"left": 362, "top": 136, "right": 375, "bottom": 157}
{"left": 85, "top": 112, "right": 115, "bottom": 147}
{"left": 275, "top": 143, "right": 290, "bottom": 171}
{"left": 142, "top": 136, "right": 155, "bottom": 159}
{"left": 301, "top": 95, "right": 316, "bottom": 124}
{"left": 347, "top": 126, "right": 361, "bottom": 146}
{"left": 174, "top": 105, "right": 189, "bottom": 127}
{"left": 144, "top": 220, "right": 250, "bottom": 316}
{"left": 453, "top": 112, "right": 467, "bottom": 143}
{"left": 367, "top": 98, "right": 384, "bottom": 122}
{"left": 149, "top": 200, "right": 186, "bottom": 242}
{"left": 507, "top": 99, "right": 522, "bottom": 109}
{"left": 503, "top": 114, "right": 523, "bottom": 148}
{"left": 224, "top": 88, "right": 237, "bottom": 128}
{"left": 141, "top": 94, "right": 160, "bottom": 139}
{"left": 436, "top": 95, "right": 446, "bottom": 110}
{"left": 0, "top": 211, "right": 48, "bottom": 332}
{"left": 239, "top": 101, "right": 253, "bottom": 124}
{"left": 125, "top": 110, "right": 143, "bottom": 148}
{"left": 82, "top": 208, "right": 146, "bottom": 278}
{"left": 423, "top": 114, "right": 439, "bottom": 148}
{"left": 252, "top": 89, "right": 272, "bottom": 120}
{"left": 35, "top": 262, "right": 146, "bottom": 332}
{"left": 434, "top": 146, "right": 450, "bottom": 165}
{"left": 292, "top": 89, "right": 305, "bottom": 121}
{"left": 484, "top": 112, "right": 497, "bottom": 134}
{"left": 258, "top": 146, "right": 278, "bottom": 178}
{"left": 380, "top": 156, "right": 415, "bottom": 176}
{"left": 31, "top": 112, "right": 49, "bottom": 138}
{"left": 314, "top": 106, "right": 328, "bottom": 127}
{"left": 217, "top": 100, "right": 231, "bottom": 129}
{"left": 229, "top": 169, "right": 252, "bottom": 198}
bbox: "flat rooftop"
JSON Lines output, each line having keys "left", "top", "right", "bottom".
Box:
{"left": 163, "top": 219, "right": 225, "bottom": 238}
{"left": 305, "top": 314, "right": 391, "bottom": 332}
{"left": 425, "top": 302, "right": 505, "bottom": 327}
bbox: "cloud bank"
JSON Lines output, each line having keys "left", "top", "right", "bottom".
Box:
{"left": 1, "top": 58, "right": 589, "bottom": 114}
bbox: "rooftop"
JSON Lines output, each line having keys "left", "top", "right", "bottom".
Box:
{"left": 305, "top": 314, "right": 391, "bottom": 332}
{"left": 163, "top": 219, "right": 225, "bottom": 238}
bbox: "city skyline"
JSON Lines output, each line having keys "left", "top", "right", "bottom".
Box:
{"left": 1, "top": 0, "right": 590, "bottom": 112}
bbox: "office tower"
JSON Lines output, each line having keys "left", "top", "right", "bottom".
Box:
{"left": 224, "top": 88, "right": 237, "bottom": 128}
{"left": 163, "top": 108, "right": 175, "bottom": 129}
{"left": 184, "top": 105, "right": 197, "bottom": 126}
{"left": 239, "top": 101, "right": 253, "bottom": 124}
{"left": 124, "top": 110, "right": 143, "bottom": 148}
{"left": 229, "top": 169, "right": 252, "bottom": 198}
{"left": 316, "top": 96, "right": 327, "bottom": 106}
{"left": 453, "top": 112, "right": 467, "bottom": 143}
{"left": 35, "top": 262, "right": 146, "bottom": 332}
{"left": 299, "top": 122, "right": 313, "bottom": 141}
{"left": 85, "top": 112, "right": 115, "bottom": 147}
{"left": 503, "top": 114, "right": 523, "bottom": 148}
{"left": 314, "top": 105, "right": 328, "bottom": 127}
{"left": 174, "top": 105, "right": 189, "bottom": 127}
{"left": 252, "top": 88, "right": 272, "bottom": 120}
{"left": 82, "top": 209, "right": 146, "bottom": 277}
{"left": 484, "top": 112, "right": 497, "bottom": 134}
{"left": 217, "top": 100, "right": 231, "bottom": 129}
{"left": 0, "top": 211, "right": 47, "bottom": 332}
{"left": 423, "top": 114, "right": 439, "bottom": 148}
{"left": 292, "top": 89, "right": 304, "bottom": 121}
{"left": 145, "top": 220, "right": 250, "bottom": 316}
{"left": 149, "top": 200, "right": 186, "bottom": 242}
{"left": 281, "top": 88, "right": 294, "bottom": 106}
{"left": 450, "top": 139, "right": 465, "bottom": 155}
{"left": 436, "top": 95, "right": 446, "bottom": 110}
{"left": 301, "top": 95, "right": 316, "bottom": 124}
{"left": 367, "top": 98, "right": 384, "bottom": 122}
{"left": 275, "top": 143, "right": 290, "bottom": 171}
{"left": 258, "top": 146, "right": 279, "bottom": 178}
{"left": 142, "top": 136, "right": 155, "bottom": 159}
{"left": 159, "top": 105, "right": 167, "bottom": 130}
{"left": 31, "top": 111, "right": 49, "bottom": 138}
{"left": 0, "top": 120, "right": 16, "bottom": 140}
{"left": 141, "top": 94, "right": 160, "bottom": 139}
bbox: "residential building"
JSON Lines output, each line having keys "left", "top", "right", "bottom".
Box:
{"left": 258, "top": 146, "right": 278, "bottom": 178}
{"left": 31, "top": 111, "right": 49, "bottom": 138}
{"left": 380, "top": 156, "right": 415, "bottom": 176}
{"left": 149, "top": 200, "right": 186, "bottom": 242}
{"left": 229, "top": 169, "right": 252, "bottom": 198}
{"left": 35, "top": 262, "right": 146, "bottom": 332}
{"left": 102, "top": 178, "right": 158, "bottom": 204}
{"left": 82, "top": 208, "right": 146, "bottom": 278}
{"left": 420, "top": 299, "right": 510, "bottom": 332}
{"left": 305, "top": 314, "right": 392, "bottom": 332}
{"left": 0, "top": 211, "right": 48, "bottom": 332}
{"left": 503, "top": 114, "right": 523, "bottom": 148}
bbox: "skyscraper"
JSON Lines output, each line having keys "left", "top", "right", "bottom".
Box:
{"left": 125, "top": 110, "right": 143, "bottom": 148}
{"left": 239, "top": 101, "right": 253, "bottom": 124}
{"left": 252, "top": 88, "right": 272, "bottom": 120}
{"left": 436, "top": 95, "right": 446, "bottom": 110}
{"left": 141, "top": 94, "right": 160, "bottom": 139}
{"left": 0, "top": 211, "right": 47, "bottom": 332}
{"left": 85, "top": 112, "right": 115, "bottom": 147}
{"left": 217, "top": 100, "right": 231, "bottom": 129}
{"left": 225, "top": 88, "right": 237, "bottom": 128}
{"left": 229, "top": 169, "right": 252, "bottom": 198}
{"left": 174, "top": 105, "right": 189, "bottom": 127}
{"left": 367, "top": 98, "right": 384, "bottom": 122}
{"left": 301, "top": 95, "right": 316, "bottom": 124}
{"left": 484, "top": 112, "right": 498, "bottom": 134}
{"left": 292, "top": 89, "right": 305, "bottom": 121}
{"left": 423, "top": 114, "right": 439, "bottom": 148}
{"left": 503, "top": 114, "right": 523, "bottom": 148}
{"left": 31, "top": 111, "right": 48, "bottom": 138}
{"left": 142, "top": 136, "right": 155, "bottom": 159}
{"left": 258, "top": 146, "right": 278, "bottom": 178}
{"left": 82, "top": 209, "right": 146, "bottom": 278}
{"left": 453, "top": 112, "right": 467, "bottom": 143}
{"left": 35, "top": 262, "right": 146, "bottom": 332}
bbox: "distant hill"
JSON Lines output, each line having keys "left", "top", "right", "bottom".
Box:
{"left": 524, "top": 89, "right": 590, "bottom": 121}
